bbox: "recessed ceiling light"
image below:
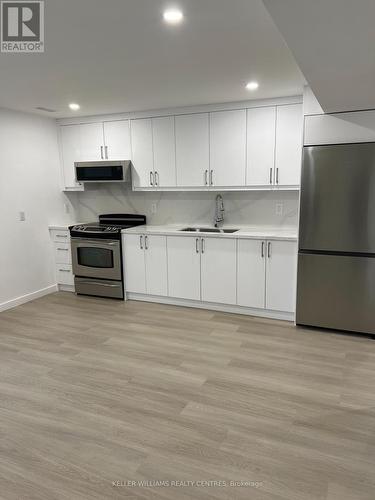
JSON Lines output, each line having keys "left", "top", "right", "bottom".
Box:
{"left": 163, "top": 9, "right": 183, "bottom": 24}
{"left": 246, "top": 81, "right": 259, "bottom": 91}
{"left": 69, "top": 103, "right": 80, "bottom": 111}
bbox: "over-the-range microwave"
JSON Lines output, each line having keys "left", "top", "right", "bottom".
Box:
{"left": 74, "top": 160, "right": 131, "bottom": 183}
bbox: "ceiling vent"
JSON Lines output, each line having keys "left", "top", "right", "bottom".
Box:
{"left": 35, "top": 106, "right": 57, "bottom": 113}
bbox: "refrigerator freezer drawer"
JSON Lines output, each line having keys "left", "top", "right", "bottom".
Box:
{"left": 296, "top": 253, "right": 375, "bottom": 335}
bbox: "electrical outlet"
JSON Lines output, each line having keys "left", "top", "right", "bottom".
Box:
{"left": 151, "top": 203, "right": 157, "bottom": 214}
{"left": 19, "top": 211, "right": 26, "bottom": 222}
{"left": 276, "top": 203, "right": 283, "bottom": 216}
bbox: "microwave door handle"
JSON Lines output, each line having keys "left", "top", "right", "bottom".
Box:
{"left": 100, "top": 146, "right": 104, "bottom": 160}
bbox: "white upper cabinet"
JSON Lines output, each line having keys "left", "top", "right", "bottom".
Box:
{"left": 175, "top": 113, "right": 209, "bottom": 187}
{"left": 152, "top": 116, "right": 176, "bottom": 188}
{"left": 79, "top": 122, "right": 104, "bottom": 161}
{"left": 131, "top": 118, "right": 154, "bottom": 188}
{"left": 60, "top": 125, "right": 83, "bottom": 190}
{"left": 274, "top": 104, "right": 303, "bottom": 186}
{"left": 209, "top": 110, "right": 246, "bottom": 187}
{"left": 200, "top": 237, "right": 237, "bottom": 305}
{"left": 265, "top": 240, "right": 297, "bottom": 312}
{"left": 237, "top": 239, "right": 266, "bottom": 309}
{"left": 103, "top": 120, "right": 131, "bottom": 160}
{"left": 58, "top": 99, "right": 303, "bottom": 192}
{"left": 304, "top": 110, "right": 375, "bottom": 146}
{"left": 246, "top": 107, "right": 276, "bottom": 186}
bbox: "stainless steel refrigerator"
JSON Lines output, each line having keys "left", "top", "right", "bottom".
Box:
{"left": 297, "top": 142, "right": 375, "bottom": 335}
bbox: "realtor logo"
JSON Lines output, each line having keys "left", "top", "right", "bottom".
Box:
{"left": 1, "top": 1, "right": 44, "bottom": 52}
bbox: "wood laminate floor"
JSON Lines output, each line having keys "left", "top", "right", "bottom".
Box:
{"left": 0, "top": 292, "right": 374, "bottom": 500}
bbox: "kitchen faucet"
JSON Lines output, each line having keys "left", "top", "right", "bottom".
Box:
{"left": 214, "top": 194, "right": 225, "bottom": 227}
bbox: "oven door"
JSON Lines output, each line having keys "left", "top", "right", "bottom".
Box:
{"left": 71, "top": 238, "right": 122, "bottom": 280}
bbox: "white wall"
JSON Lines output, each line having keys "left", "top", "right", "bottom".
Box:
{"left": 0, "top": 108, "right": 75, "bottom": 310}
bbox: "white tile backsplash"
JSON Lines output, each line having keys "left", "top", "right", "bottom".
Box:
{"left": 67, "top": 185, "right": 299, "bottom": 229}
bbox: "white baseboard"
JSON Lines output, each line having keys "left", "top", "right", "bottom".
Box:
{"left": 58, "top": 284, "right": 75, "bottom": 292}
{"left": 0, "top": 284, "right": 58, "bottom": 313}
{"left": 126, "top": 293, "right": 295, "bottom": 322}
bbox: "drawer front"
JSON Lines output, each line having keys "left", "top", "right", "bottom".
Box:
{"left": 51, "top": 229, "right": 70, "bottom": 243}
{"left": 54, "top": 242, "right": 72, "bottom": 264}
{"left": 56, "top": 264, "right": 74, "bottom": 285}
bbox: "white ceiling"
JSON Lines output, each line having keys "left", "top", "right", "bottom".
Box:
{"left": 0, "top": 0, "right": 305, "bottom": 118}
{"left": 263, "top": 0, "right": 375, "bottom": 113}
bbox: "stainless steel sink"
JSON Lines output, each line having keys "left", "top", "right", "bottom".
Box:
{"left": 180, "top": 227, "right": 239, "bottom": 234}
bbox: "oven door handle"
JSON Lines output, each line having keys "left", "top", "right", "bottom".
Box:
{"left": 78, "top": 281, "right": 122, "bottom": 288}
{"left": 71, "top": 239, "right": 119, "bottom": 247}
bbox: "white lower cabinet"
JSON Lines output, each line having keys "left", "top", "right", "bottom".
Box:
{"left": 237, "top": 238, "right": 297, "bottom": 312}
{"left": 200, "top": 237, "right": 237, "bottom": 304}
{"left": 49, "top": 229, "right": 74, "bottom": 288}
{"left": 123, "top": 234, "right": 167, "bottom": 296}
{"left": 237, "top": 239, "right": 266, "bottom": 308}
{"left": 124, "top": 232, "right": 297, "bottom": 317}
{"left": 167, "top": 236, "right": 201, "bottom": 300}
{"left": 265, "top": 240, "right": 297, "bottom": 313}
{"left": 123, "top": 234, "right": 146, "bottom": 293}
{"left": 144, "top": 235, "right": 168, "bottom": 296}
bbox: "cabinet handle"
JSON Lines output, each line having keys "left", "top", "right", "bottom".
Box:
{"left": 210, "top": 169, "right": 213, "bottom": 186}
{"left": 155, "top": 171, "right": 159, "bottom": 186}
{"left": 261, "top": 241, "right": 265, "bottom": 258}
{"left": 56, "top": 235, "right": 68, "bottom": 238}
{"left": 267, "top": 242, "right": 272, "bottom": 258}
{"left": 269, "top": 168, "right": 273, "bottom": 184}
{"left": 204, "top": 170, "right": 208, "bottom": 185}
{"left": 105, "top": 145, "right": 108, "bottom": 159}
{"left": 276, "top": 168, "right": 279, "bottom": 184}
{"left": 145, "top": 235, "right": 148, "bottom": 250}
{"left": 150, "top": 171, "right": 154, "bottom": 186}
{"left": 196, "top": 238, "right": 199, "bottom": 253}
{"left": 57, "top": 248, "right": 69, "bottom": 251}
{"left": 100, "top": 146, "right": 104, "bottom": 160}
{"left": 59, "top": 269, "right": 70, "bottom": 272}
{"left": 201, "top": 238, "right": 205, "bottom": 254}
{"left": 140, "top": 235, "right": 143, "bottom": 249}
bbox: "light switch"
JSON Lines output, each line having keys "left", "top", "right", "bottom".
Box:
{"left": 19, "top": 211, "right": 26, "bottom": 222}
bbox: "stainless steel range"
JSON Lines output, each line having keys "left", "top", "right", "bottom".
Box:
{"left": 70, "top": 214, "right": 146, "bottom": 299}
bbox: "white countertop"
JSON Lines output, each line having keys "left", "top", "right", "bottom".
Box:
{"left": 122, "top": 224, "right": 298, "bottom": 241}
{"left": 49, "top": 223, "right": 81, "bottom": 230}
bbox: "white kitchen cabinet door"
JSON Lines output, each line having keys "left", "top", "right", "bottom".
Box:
{"left": 152, "top": 116, "right": 176, "bottom": 187}
{"left": 167, "top": 236, "right": 201, "bottom": 300}
{"left": 144, "top": 235, "right": 168, "bottom": 296}
{"left": 265, "top": 240, "right": 297, "bottom": 312}
{"left": 54, "top": 242, "right": 72, "bottom": 265}
{"left": 275, "top": 104, "right": 303, "bottom": 186}
{"left": 79, "top": 122, "right": 104, "bottom": 161}
{"left": 209, "top": 110, "right": 246, "bottom": 187}
{"left": 60, "top": 125, "right": 82, "bottom": 189}
{"left": 246, "top": 107, "right": 276, "bottom": 186}
{"left": 237, "top": 239, "right": 266, "bottom": 309}
{"left": 103, "top": 120, "right": 131, "bottom": 160}
{"left": 175, "top": 113, "right": 209, "bottom": 187}
{"left": 123, "top": 234, "right": 146, "bottom": 294}
{"left": 201, "top": 237, "right": 237, "bottom": 305}
{"left": 131, "top": 118, "right": 154, "bottom": 188}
